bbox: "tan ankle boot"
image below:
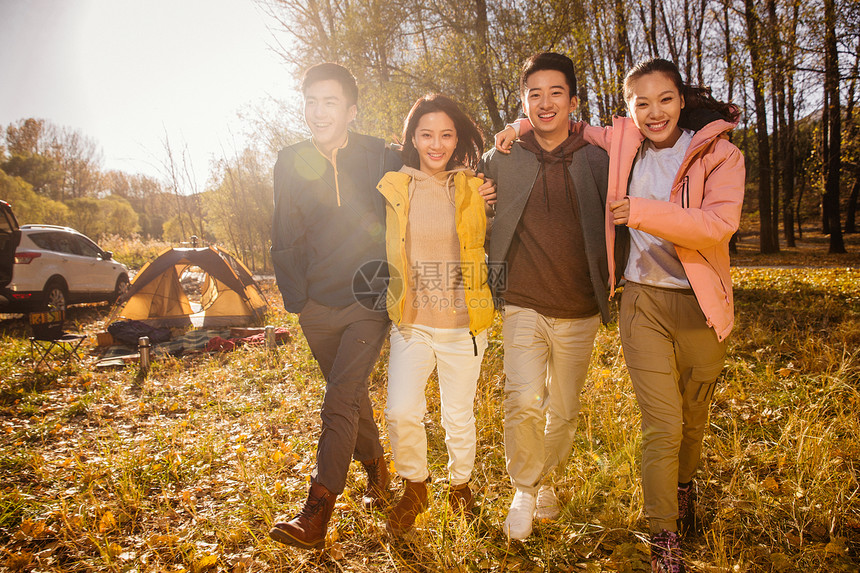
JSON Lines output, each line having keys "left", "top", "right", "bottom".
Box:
{"left": 447, "top": 482, "right": 474, "bottom": 514}
{"left": 269, "top": 482, "right": 337, "bottom": 550}
{"left": 361, "top": 456, "right": 390, "bottom": 510}
{"left": 386, "top": 479, "right": 429, "bottom": 534}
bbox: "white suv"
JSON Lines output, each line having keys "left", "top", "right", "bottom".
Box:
{"left": 0, "top": 224, "right": 130, "bottom": 312}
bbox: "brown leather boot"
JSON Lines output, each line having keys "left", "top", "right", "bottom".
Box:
{"left": 386, "top": 479, "right": 429, "bottom": 534}
{"left": 361, "top": 456, "right": 390, "bottom": 510}
{"left": 269, "top": 482, "right": 337, "bottom": 550}
{"left": 447, "top": 482, "right": 474, "bottom": 514}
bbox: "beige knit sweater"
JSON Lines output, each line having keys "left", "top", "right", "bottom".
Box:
{"left": 400, "top": 166, "right": 469, "bottom": 329}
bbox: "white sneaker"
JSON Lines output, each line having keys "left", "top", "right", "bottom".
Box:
{"left": 534, "top": 485, "right": 560, "bottom": 520}
{"left": 504, "top": 489, "right": 537, "bottom": 540}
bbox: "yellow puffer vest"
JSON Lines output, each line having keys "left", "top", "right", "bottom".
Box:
{"left": 377, "top": 170, "right": 494, "bottom": 336}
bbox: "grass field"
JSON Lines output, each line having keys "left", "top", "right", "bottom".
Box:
{"left": 0, "top": 234, "right": 858, "bottom": 572}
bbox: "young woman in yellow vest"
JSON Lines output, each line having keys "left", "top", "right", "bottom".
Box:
{"left": 377, "top": 94, "right": 494, "bottom": 533}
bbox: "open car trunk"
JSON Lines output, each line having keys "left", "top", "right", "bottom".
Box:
{"left": 0, "top": 201, "right": 21, "bottom": 292}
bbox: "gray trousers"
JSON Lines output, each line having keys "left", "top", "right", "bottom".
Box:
{"left": 298, "top": 299, "right": 389, "bottom": 494}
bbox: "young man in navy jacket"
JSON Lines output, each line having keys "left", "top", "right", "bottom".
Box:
{"left": 269, "top": 63, "right": 401, "bottom": 550}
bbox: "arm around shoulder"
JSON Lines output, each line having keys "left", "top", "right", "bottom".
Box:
{"left": 478, "top": 149, "right": 499, "bottom": 182}
{"left": 584, "top": 124, "right": 613, "bottom": 150}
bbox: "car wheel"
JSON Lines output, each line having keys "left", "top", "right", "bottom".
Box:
{"left": 43, "top": 280, "right": 67, "bottom": 311}
{"left": 111, "top": 275, "right": 129, "bottom": 303}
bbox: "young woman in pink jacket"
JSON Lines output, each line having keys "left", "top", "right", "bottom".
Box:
{"left": 497, "top": 58, "right": 745, "bottom": 573}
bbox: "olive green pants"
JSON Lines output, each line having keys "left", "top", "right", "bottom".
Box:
{"left": 620, "top": 282, "right": 727, "bottom": 533}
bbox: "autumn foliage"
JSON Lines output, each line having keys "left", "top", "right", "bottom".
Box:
{"left": 0, "top": 249, "right": 858, "bottom": 571}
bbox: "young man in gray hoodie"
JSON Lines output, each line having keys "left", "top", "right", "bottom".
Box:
{"left": 480, "top": 52, "right": 610, "bottom": 540}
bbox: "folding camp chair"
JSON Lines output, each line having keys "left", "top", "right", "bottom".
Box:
{"left": 28, "top": 310, "right": 87, "bottom": 370}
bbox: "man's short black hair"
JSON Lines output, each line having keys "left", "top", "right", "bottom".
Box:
{"left": 519, "top": 52, "right": 578, "bottom": 98}
{"left": 301, "top": 63, "right": 359, "bottom": 106}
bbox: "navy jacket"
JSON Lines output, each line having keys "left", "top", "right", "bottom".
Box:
{"left": 271, "top": 133, "right": 402, "bottom": 312}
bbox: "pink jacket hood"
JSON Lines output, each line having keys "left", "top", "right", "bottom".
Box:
{"left": 585, "top": 117, "right": 745, "bottom": 341}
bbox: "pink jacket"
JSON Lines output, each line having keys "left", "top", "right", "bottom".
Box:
{"left": 585, "top": 117, "right": 745, "bottom": 341}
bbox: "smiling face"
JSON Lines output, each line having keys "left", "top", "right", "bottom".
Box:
{"left": 411, "top": 111, "right": 458, "bottom": 175}
{"left": 522, "top": 69, "right": 578, "bottom": 148}
{"left": 303, "top": 79, "right": 357, "bottom": 156}
{"left": 626, "top": 71, "right": 685, "bottom": 149}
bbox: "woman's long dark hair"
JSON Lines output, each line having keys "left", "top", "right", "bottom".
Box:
{"left": 400, "top": 94, "right": 484, "bottom": 171}
{"left": 623, "top": 58, "right": 740, "bottom": 129}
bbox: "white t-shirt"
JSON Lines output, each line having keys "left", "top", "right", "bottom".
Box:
{"left": 623, "top": 129, "right": 693, "bottom": 289}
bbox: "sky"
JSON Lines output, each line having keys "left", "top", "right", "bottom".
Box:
{"left": 0, "top": 0, "right": 297, "bottom": 189}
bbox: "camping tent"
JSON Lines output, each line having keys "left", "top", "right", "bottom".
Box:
{"left": 110, "top": 246, "right": 268, "bottom": 328}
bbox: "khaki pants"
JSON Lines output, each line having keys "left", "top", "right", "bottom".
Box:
{"left": 502, "top": 305, "right": 600, "bottom": 493}
{"left": 385, "top": 324, "right": 488, "bottom": 485}
{"left": 298, "top": 299, "right": 390, "bottom": 494}
{"left": 620, "top": 282, "right": 726, "bottom": 533}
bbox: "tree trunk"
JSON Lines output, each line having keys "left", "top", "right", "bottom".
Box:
{"left": 614, "top": 0, "right": 632, "bottom": 116}
{"left": 781, "top": 82, "right": 797, "bottom": 246}
{"left": 721, "top": 0, "right": 734, "bottom": 112}
{"left": 473, "top": 0, "right": 504, "bottom": 132}
{"left": 782, "top": 0, "right": 800, "bottom": 247}
{"left": 694, "top": 0, "right": 706, "bottom": 85}
{"left": 843, "top": 41, "right": 859, "bottom": 233}
{"left": 578, "top": 82, "right": 592, "bottom": 124}
{"left": 822, "top": 87, "right": 830, "bottom": 234}
{"left": 683, "top": 0, "right": 693, "bottom": 79}
{"left": 796, "top": 179, "right": 805, "bottom": 239}
{"left": 767, "top": 0, "right": 781, "bottom": 242}
{"left": 650, "top": 0, "right": 659, "bottom": 57}
{"left": 847, "top": 173, "right": 859, "bottom": 233}
{"left": 770, "top": 87, "right": 781, "bottom": 242}
{"left": 823, "top": 0, "right": 845, "bottom": 253}
{"left": 660, "top": 0, "right": 680, "bottom": 64}
{"left": 588, "top": 37, "right": 610, "bottom": 123}
{"left": 744, "top": 0, "right": 779, "bottom": 253}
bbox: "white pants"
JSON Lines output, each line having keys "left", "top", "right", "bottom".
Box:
{"left": 502, "top": 305, "right": 600, "bottom": 493}
{"left": 385, "top": 323, "right": 488, "bottom": 485}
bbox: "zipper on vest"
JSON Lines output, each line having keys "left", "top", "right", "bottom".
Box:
{"left": 472, "top": 335, "right": 477, "bottom": 357}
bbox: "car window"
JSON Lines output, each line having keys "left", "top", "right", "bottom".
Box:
{"left": 28, "top": 232, "right": 56, "bottom": 251}
{"left": 74, "top": 236, "right": 102, "bottom": 258}
{"left": 52, "top": 233, "right": 79, "bottom": 255}
{"left": 0, "top": 210, "right": 14, "bottom": 233}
